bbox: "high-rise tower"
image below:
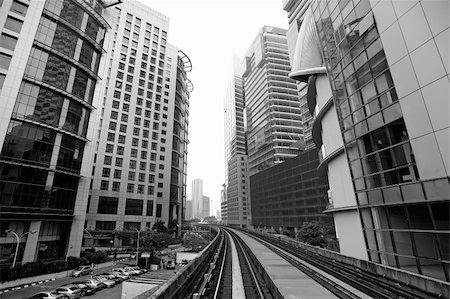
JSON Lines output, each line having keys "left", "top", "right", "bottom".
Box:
{"left": 223, "top": 76, "right": 250, "bottom": 227}
{"left": 242, "top": 26, "right": 303, "bottom": 175}
{"left": 84, "top": 0, "right": 191, "bottom": 247}
{"left": 0, "top": 0, "right": 110, "bottom": 263}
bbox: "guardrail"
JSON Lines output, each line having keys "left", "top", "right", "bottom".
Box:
{"left": 141, "top": 226, "right": 221, "bottom": 299}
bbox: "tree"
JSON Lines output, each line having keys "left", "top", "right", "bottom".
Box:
{"left": 168, "top": 218, "right": 178, "bottom": 235}
{"left": 152, "top": 220, "right": 168, "bottom": 233}
{"left": 296, "top": 221, "right": 328, "bottom": 248}
{"left": 182, "top": 232, "right": 209, "bottom": 252}
{"left": 141, "top": 232, "right": 172, "bottom": 263}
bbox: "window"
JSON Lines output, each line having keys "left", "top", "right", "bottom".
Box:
{"left": 113, "top": 169, "right": 121, "bottom": 179}
{"left": 125, "top": 198, "right": 143, "bottom": 215}
{"left": 128, "top": 171, "right": 135, "bottom": 181}
{"left": 115, "top": 158, "right": 123, "bottom": 167}
{"left": 106, "top": 144, "right": 113, "bottom": 153}
{"left": 96, "top": 221, "right": 115, "bottom": 231}
{"left": 102, "top": 168, "right": 110, "bottom": 177}
{"left": 131, "top": 149, "right": 138, "bottom": 158}
{"left": 127, "top": 183, "right": 134, "bottom": 193}
{"left": 129, "top": 160, "right": 136, "bottom": 169}
{"left": 0, "top": 33, "right": 17, "bottom": 50}
{"left": 98, "top": 197, "right": 118, "bottom": 214}
{"left": 112, "top": 182, "right": 120, "bottom": 191}
{"left": 107, "top": 133, "right": 115, "bottom": 141}
{"left": 156, "top": 204, "right": 162, "bottom": 217}
{"left": 104, "top": 156, "right": 112, "bottom": 165}
{"left": 137, "top": 184, "right": 144, "bottom": 194}
{"left": 117, "top": 146, "right": 124, "bottom": 155}
{"left": 157, "top": 182, "right": 163, "bottom": 188}
{"left": 10, "top": 0, "right": 28, "bottom": 16}
{"left": 100, "top": 180, "right": 109, "bottom": 190}
{"left": 147, "top": 200, "right": 154, "bottom": 216}
{"left": 118, "top": 135, "right": 125, "bottom": 144}
{"left": 138, "top": 173, "right": 146, "bottom": 182}
{"left": 147, "top": 185, "right": 154, "bottom": 195}
{"left": 124, "top": 222, "right": 140, "bottom": 230}
{"left": 4, "top": 16, "right": 23, "bottom": 33}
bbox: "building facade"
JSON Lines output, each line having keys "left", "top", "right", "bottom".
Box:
{"left": 223, "top": 76, "right": 250, "bottom": 227}
{"left": 242, "top": 26, "right": 303, "bottom": 176}
{"left": 84, "top": 0, "right": 191, "bottom": 248}
{"left": 295, "top": 0, "right": 449, "bottom": 281}
{"left": 0, "top": 0, "right": 110, "bottom": 264}
{"left": 250, "top": 148, "right": 330, "bottom": 235}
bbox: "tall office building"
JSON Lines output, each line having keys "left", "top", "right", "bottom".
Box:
{"left": 220, "top": 183, "right": 227, "bottom": 224}
{"left": 185, "top": 200, "right": 192, "bottom": 220}
{"left": 291, "top": 0, "right": 449, "bottom": 281}
{"left": 223, "top": 76, "right": 250, "bottom": 227}
{"left": 0, "top": 0, "right": 111, "bottom": 264}
{"left": 84, "top": 0, "right": 192, "bottom": 247}
{"left": 191, "top": 179, "right": 203, "bottom": 219}
{"left": 242, "top": 26, "right": 303, "bottom": 175}
{"left": 201, "top": 195, "right": 210, "bottom": 219}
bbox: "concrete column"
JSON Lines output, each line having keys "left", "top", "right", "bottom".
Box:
{"left": 22, "top": 221, "right": 41, "bottom": 263}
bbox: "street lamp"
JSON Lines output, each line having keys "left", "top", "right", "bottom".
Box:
{"left": 5, "top": 229, "right": 36, "bottom": 268}
{"left": 129, "top": 227, "right": 147, "bottom": 266}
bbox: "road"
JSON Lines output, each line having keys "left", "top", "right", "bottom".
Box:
{"left": 1, "top": 261, "right": 135, "bottom": 299}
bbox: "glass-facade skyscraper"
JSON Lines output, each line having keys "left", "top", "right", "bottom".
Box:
{"left": 0, "top": 0, "right": 109, "bottom": 264}
{"left": 290, "top": 0, "right": 449, "bottom": 281}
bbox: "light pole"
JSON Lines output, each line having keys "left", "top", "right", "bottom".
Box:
{"left": 5, "top": 230, "right": 36, "bottom": 268}
{"left": 83, "top": 228, "right": 94, "bottom": 248}
{"left": 129, "top": 227, "right": 147, "bottom": 266}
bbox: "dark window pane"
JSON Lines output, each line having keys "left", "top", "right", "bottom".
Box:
{"left": 125, "top": 198, "right": 143, "bottom": 215}
{"left": 387, "top": 206, "right": 408, "bottom": 229}
{"left": 97, "top": 196, "right": 118, "bottom": 214}
{"left": 430, "top": 201, "right": 449, "bottom": 230}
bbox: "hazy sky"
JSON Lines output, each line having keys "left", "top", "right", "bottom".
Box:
{"left": 138, "top": 0, "right": 289, "bottom": 214}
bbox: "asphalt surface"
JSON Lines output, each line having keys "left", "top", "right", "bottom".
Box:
{"left": 1, "top": 261, "right": 134, "bottom": 299}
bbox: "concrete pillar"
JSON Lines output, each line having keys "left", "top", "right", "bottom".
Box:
{"left": 22, "top": 221, "right": 41, "bottom": 263}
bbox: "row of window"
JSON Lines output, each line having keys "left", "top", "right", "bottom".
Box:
{"left": 96, "top": 196, "right": 162, "bottom": 217}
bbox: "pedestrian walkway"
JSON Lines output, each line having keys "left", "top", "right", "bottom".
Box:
{"left": 232, "top": 229, "right": 339, "bottom": 299}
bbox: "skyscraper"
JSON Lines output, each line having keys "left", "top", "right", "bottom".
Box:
{"left": 201, "top": 195, "right": 210, "bottom": 219}
{"left": 291, "top": 0, "right": 449, "bottom": 281}
{"left": 191, "top": 179, "right": 203, "bottom": 219}
{"left": 84, "top": 0, "right": 191, "bottom": 246}
{"left": 223, "top": 76, "right": 250, "bottom": 227}
{"left": 242, "top": 26, "right": 303, "bottom": 175}
{"left": 0, "top": 0, "right": 111, "bottom": 263}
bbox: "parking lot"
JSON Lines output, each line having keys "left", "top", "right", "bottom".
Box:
{"left": 1, "top": 261, "right": 140, "bottom": 299}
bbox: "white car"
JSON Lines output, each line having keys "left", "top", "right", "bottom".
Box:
{"left": 93, "top": 276, "right": 115, "bottom": 288}
{"left": 123, "top": 266, "right": 142, "bottom": 275}
{"left": 71, "top": 265, "right": 91, "bottom": 277}
{"left": 83, "top": 279, "right": 105, "bottom": 290}
{"left": 110, "top": 271, "right": 130, "bottom": 280}
{"left": 112, "top": 268, "right": 134, "bottom": 276}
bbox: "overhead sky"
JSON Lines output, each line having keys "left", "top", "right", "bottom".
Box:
{"left": 138, "top": 0, "right": 289, "bottom": 215}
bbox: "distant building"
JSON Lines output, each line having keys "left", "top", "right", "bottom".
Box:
{"left": 0, "top": 0, "right": 111, "bottom": 263}
{"left": 185, "top": 200, "right": 192, "bottom": 220}
{"left": 191, "top": 179, "right": 203, "bottom": 219}
{"left": 223, "top": 76, "right": 250, "bottom": 227}
{"left": 220, "top": 183, "right": 227, "bottom": 224}
{"left": 250, "top": 148, "right": 330, "bottom": 236}
{"left": 201, "top": 195, "right": 210, "bottom": 219}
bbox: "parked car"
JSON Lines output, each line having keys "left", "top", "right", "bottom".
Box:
{"left": 131, "top": 265, "right": 147, "bottom": 273}
{"left": 83, "top": 279, "right": 105, "bottom": 290}
{"left": 129, "top": 252, "right": 137, "bottom": 259}
{"left": 71, "top": 265, "right": 91, "bottom": 277}
{"left": 123, "top": 266, "right": 142, "bottom": 275}
{"left": 112, "top": 268, "right": 134, "bottom": 276}
{"left": 70, "top": 281, "right": 96, "bottom": 296}
{"left": 166, "top": 260, "right": 176, "bottom": 269}
{"left": 93, "top": 276, "right": 116, "bottom": 288}
{"left": 109, "top": 271, "right": 130, "bottom": 280}
{"left": 98, "top": 272, "right": 123, "bottom": 283}
{"left": 24, "top": 291, "right": 68, "bottom": 299}
{"left": 55, "top": 285, "right": 82, "bottom": 298}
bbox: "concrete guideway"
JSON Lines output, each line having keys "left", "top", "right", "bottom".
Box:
{"left": 230, "top": 228, "right": 368, "bottom": 299}
{"left": 229, "top": 234, "right": 246, "bottom": 299}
